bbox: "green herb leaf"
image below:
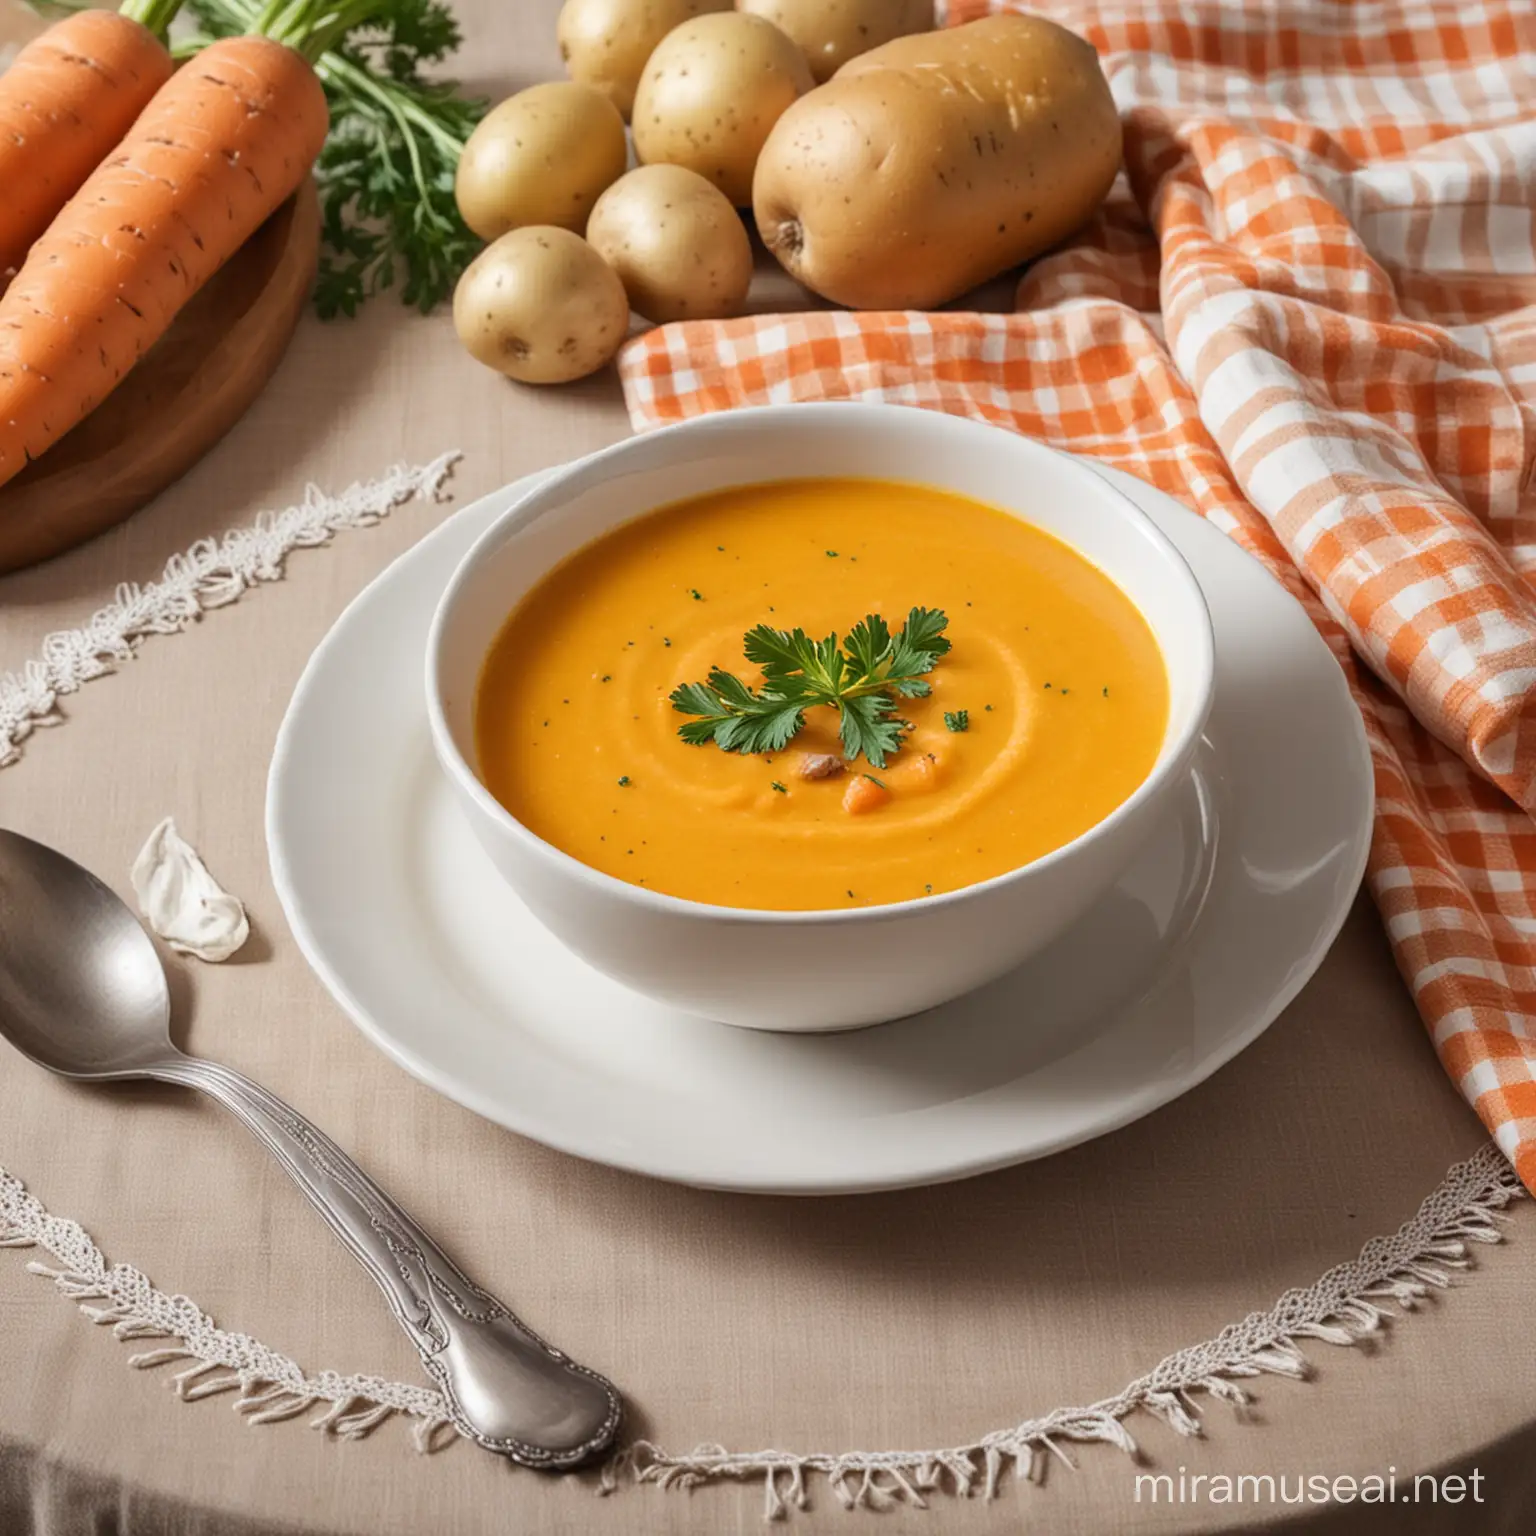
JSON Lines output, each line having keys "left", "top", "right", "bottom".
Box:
{"left": 843, "top": 612, "right": 891, "bottom": 678}
{"left": 944, "top": 710, "right": 969, "bottom": 733}
{"left": 840, "top": 693, "right": 906, "bottom": 769}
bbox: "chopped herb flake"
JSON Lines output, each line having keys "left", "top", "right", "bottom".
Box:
{"left": 944, "top": 710, "right": 969, "bottom": 733}
{"left": 617, "top": 775, "right": 631, "bottom": 787}
{"left": 770, "top": 780, "right": 787, "bottom": 794}
{"left": 689, "top": 589, "right": 703, "bottom": 601}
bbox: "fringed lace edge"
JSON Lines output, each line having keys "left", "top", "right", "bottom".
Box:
{"left": 595, "top": 1143, "right": 1524, "bottom": 1519}
{"left": 2, "top": 1145, "right": 1522, "bottom": 1511}
{"left": 0, "top": 453, "right": 460, "bottom": 770}
{"left": 0, "top": 1164, "right": 457, "bottom": 1450}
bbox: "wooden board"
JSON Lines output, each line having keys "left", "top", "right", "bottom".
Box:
{"left": 0, "top": 181, "right": 321, "bottom": 575}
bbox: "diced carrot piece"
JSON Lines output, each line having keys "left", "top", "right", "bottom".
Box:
{"left": 905, "top": 752, "right": 944, "bottom": 791}
{"left": 842, "top": 775, "right": 892, "bottom": 814}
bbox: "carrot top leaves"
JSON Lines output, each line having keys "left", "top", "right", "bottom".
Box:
{"left": 119, "top": 0, "right": 191, "bottom": 37}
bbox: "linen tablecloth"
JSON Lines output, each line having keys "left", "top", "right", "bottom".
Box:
{"left": 3, "top": 1, "right": 1536, "bottom": 1532}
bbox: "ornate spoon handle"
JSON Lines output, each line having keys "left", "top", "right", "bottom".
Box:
{"left": 153, "top": 1055, "right": 621, "bottom": 1467}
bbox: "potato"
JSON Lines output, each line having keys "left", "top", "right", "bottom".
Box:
{"left": 632, "top": 11, "right": 813, "bottom": 207}
{"left": 587, "top": 165, "right": 753, "bottom": 322}
{"left": 453, "top": 227, "right": 630, "bottom": 385}
{"left": 752, "top": 13, "right": 1122, "bottom": 310}
{"left": 557, "top": 0, "right": 731, "bottom": 121}
{"left": 454, "top": 83, "right": 627, "bottom": 240}
{"left": 737, "top": 0, "right": 932, "bottom": 83}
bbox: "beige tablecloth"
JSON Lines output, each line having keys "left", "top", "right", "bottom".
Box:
{"left": 3, "top": 2, "right": 1536, "bottom": 1531}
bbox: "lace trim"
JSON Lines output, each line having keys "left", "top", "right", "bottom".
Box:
{"left": 0, "top": 453, "right": 460, "bottom": 769}
{"left": 0, "top": 1164, "right": 455, "bottom": 1449}
{"left": 1, "top": 1146, "right": 1520, "bottom": 1514}
{"left": 603, "top": 1143, "right": 1524, "bottom": 1517}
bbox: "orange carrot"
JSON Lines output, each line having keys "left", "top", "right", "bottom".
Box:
{"left": 842, "top": 773, "right": 893, "bottom": 814}
{"left": 0, "top": 34, "right": 328, "bottom": 489}
{"left": 0, "top": 6, "right": 179, "bottom": 278}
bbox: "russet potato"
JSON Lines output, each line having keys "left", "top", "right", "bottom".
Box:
{"left": 454, "top": 82, "right": 627, "bottom": 240}
{"left": 556, "top": 0, "right": 732, "bottom": 121}
{"left": 453, "top": 226, "right": 630, "bottom": 385}
{"left": 752, "top": 13, "right": 1122, "bottom": 310}
{"left": 587, "top": 164, "right": 753, "bottom": 323}
{"left": 632, "top": 11, "right": 813, "bottom": 207}
{"left": 737, "top": 0, "right": 933, "bottom": 83}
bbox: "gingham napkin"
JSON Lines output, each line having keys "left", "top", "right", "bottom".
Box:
{"left": 618, "top": 0, "right": 1536, "bottom": 1187}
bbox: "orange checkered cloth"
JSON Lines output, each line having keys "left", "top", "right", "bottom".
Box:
{"left": 616, "top": 0, "right": 1536, "bottom": 1188}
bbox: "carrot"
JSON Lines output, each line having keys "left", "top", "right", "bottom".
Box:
{"left": 0, "top": 4, "right": 183, "bottom": 278}
{"left": 0, "top": 31, "right": 330, "bottom": 490}
{"left": 842, "top": 774, "right": 893, "bottom": 814}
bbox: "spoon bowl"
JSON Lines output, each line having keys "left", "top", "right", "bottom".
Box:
{"left": 0, "top": 830, "right": 175, "bottom": 1079}
{"left": 0, "top": 827, "right": 622, "bottom": 1468}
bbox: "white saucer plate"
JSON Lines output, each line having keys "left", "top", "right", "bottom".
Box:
{"left": 267, "top": 459, "right": 1373, "bottom": 1195}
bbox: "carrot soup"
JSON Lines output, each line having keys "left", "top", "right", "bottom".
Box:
{"left": 474, "top": 478, "right": 1169, "bottom": 911}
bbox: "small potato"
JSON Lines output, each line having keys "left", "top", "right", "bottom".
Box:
{"left": 557, "top": 0, "right": 731, "bottom": 121}
{"left": 738, "top": 0, "right": 933, "bottom": 83}
{"left": 455, "top": 82, "right": 627, "bottom": 240}
{"left": 632, "top": 12, "right": 812, "bottom": 207}
{"left": 453, "top": 227, "right": 630, "bottom": 385}
{"left": 587, "top": 165, "right": 752, "bottom": 323}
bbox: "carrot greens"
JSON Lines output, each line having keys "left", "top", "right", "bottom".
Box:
{"left": 670, "top": 608, "right": 951, "bottom": 770}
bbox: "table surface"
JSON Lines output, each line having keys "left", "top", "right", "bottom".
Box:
{"left": 2, "top": 3, "right": 1534, "bottom": 1533}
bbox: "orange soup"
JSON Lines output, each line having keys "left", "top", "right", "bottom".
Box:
{"left": 474, "top": 478, "right": 1169, "bottom": 910}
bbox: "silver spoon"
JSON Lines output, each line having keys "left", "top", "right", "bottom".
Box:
{"left": 0, "top": 829, "right": 621, "bottom": 1469}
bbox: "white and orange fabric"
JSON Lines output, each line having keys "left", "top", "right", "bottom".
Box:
{"left": 618, "top": 0, "right": 1536, "bottom": 1186}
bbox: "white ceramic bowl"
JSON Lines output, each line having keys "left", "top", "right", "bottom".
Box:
{"left": 427, "top": 404, "right": 1214, "bottom": 1032}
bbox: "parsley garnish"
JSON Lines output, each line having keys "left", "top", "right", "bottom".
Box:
{"left": 770, "top": 780, "right": 787, "bottom": 794}
{"left": 944, "top": 710, "right": 969, "bottom": 733}
{"left": 670, "top": 607, "right": 951, "bottom": 769}
{"left": 617, "top": 776, "right": 631, "bottom": 787}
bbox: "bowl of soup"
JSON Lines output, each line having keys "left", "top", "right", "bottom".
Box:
{"left": 427, "top": 403, "right": 1213, "bottom": 1031}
